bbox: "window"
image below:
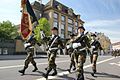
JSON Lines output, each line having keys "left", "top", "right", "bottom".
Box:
{"left": 53, "top": 12, "right": 59, "bottom": 28}
{"left": 75, "top": 21, "right": 78, "bottom": 33}
{"left": 75, "top": 22, "right": 78, "bottom": 27}
{"left": 61, "top": 24, "right": 65, "bottom": 29}
{"left": 3, "top": 48, "right": 8, "bottom": 55}
{"left": 60, "top": 15, "right": 66, "bottom": 39}
{"left": 53, "top": 12, "right": 58, "bottom": 19}
{"left": 68, "top": 18, "right": 73, "bottom": 24}
{"left": 0, "top": 48, "right": 1, "bottom": 54}
{"left": 68, "top": 18, "right": 73, "bottom": 36}
{"left": 53, "top": 21, "right": 58, "bottom": 28}
{"left": 61, "top": 16, "right": 65, "bottom": 21}
{"left": 61, "top": 29, "right": 65, "bottom": 38}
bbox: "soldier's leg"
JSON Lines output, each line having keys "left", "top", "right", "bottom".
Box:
{"left": 49, "top": 53, "right": 57, "bottom": 76}
{"left": 18, "top": 52, "right": 31, "bottom": 75}
{"left": 43, "top": 53, "right": 52, "bottom": 78}
{"left": 43, "top": 67, "right": 52, "bottom": 79}
{"left": 92, "top": 53, "right": 98, "bottom": 73}
{"left": 77, "top": 53, "right": 86, "bottom": 80}
{"left": 75, "top": 52, "right": 79, "bottom": 64}
{"left": 71, "top": 52, "right": 76, "bottom": 70}
{"left": 30, "top": 49, "right": 38, "bottom": 72}
{"left": 68, "top": 52, "right": 74, "bottom": 72}
{"left": 31, "top": 58, "right": 38, "bottom": 72}
{"left": 45, "top": 52, "right": 51, "bottom": 70}
{"left": 90, "top": 54, "right": 93, "bottom": 64}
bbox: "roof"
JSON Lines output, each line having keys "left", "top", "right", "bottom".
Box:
{"left": 45, "top": 0, "right": 83, "bottom": 21}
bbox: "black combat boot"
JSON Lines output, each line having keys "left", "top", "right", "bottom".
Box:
{"left": 51, "top": 69, "right": 57, "bottom": 76}
{"left": 18, "top": 67, "right": 27, "bottom": 75}
{"left": 67, "top": 62, "right": 72, "bottom": 73}
{"left": 32, "top": 64, "right": 38, "bottom": 72}
{"left": 77, "top": 73, "right": 84, "bottom": 80}
{"left": 91, "top": 67, "right": 97, "bottom": 77}
{"left": 43, "top": 68, "right": 52, "bottom": 79}
{"left": 72, "top": 61, "right": 76, "bottom": 71}
{"left": 45, "top": 66, "right": 48, "bottom": 70}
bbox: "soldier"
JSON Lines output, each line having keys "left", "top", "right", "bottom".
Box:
{"left": 90, "top": 34, "right": 102, "bottom": 76}
{"left": 18, "top": 37, "right": 38, "bottom": 75}
{"left": 43, "top": 27, "right": 64, "bottom": 79}
{"left": 72, "top": 26, "right": 91, "bottom": 80}
{"left": 66, "top": 33, "right": 76, "bottom": 73}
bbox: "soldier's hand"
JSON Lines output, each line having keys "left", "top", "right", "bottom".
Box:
{"left": 46, "top": 48, "right": 49, "bottom": 51}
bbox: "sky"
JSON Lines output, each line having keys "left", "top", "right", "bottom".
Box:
{"left": 0, "top": 0, "right": 120, "bottom": 43}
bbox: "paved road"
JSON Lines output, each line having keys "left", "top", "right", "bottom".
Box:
{"left": 0, "top": 55, "right": 120, "bottom": 80}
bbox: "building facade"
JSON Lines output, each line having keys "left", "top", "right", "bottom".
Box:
{"left": 32, "top": 0, "right": 84, "bottom": 39}
{"left": 0, "top": 39, "right": 16, "bottom": 55}
{"left": 97, "top": 33, "right": 112, "bottom": 54}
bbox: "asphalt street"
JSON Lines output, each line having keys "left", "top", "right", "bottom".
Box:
{"left": 0, "top": 55, "right": 120, "bottom": 80}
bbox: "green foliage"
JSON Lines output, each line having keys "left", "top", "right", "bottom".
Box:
{"left": 0, "top": 21, "right": 18, "bottom": 39}
{"left": 34, "top": 18, "right": 50, "bottom": 43}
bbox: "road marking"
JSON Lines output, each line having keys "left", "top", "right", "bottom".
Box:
{"left": 109, "top": 61, "right": 120, "bottom": 67}
{"left": 0, "top": 57, "right": 90, "bottom": 70}
{"left": 0, "top": 60, "right": 70, "bottom": 70}
{"left": 36, "top": 57, "right": 116, "bottom": 80}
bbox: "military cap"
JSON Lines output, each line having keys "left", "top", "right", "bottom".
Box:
{"left": 70, "top": 33, "right": 76, "bottom": 36}
{"left": 51, "top": 27, "right": 58, "bottom": 31}
{"left": 91, "top": 33, "right": 97, "bottom": 37}
{"left": 78, "top": 26, "right": 85, "bottom": 31}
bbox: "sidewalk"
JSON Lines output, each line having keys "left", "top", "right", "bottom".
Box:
{"left": 0, "top": 54, "right": 48, "bottom": 60}
{"left": 0, "top": 54, "right": 68, "bottom": 60}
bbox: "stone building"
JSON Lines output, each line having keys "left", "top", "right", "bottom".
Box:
{"left": 97, "top": 33, "right": 112, "bottom": 54}
{"left": 32, "top": 0, "right": 84, "bottom": 38}
{"left": 0, "top": 39, "right": 16, "bottom": 55}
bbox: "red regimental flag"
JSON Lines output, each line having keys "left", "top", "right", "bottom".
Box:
{"left": 21, "top": 12, "right": 32, "bottom": 40}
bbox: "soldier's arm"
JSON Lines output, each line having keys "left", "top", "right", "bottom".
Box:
{"left": 98, "top": 42, "right": 103, "bottom": 50}
{"left": 58, "top": 37, "right": 64, "bottom": 49}
{"left": 84, "top": 36, "right": 91, "bottom": 48}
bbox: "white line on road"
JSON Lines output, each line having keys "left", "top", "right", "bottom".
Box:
{"left": 109, "top": 61, "right": 120, "bottom": 67}
{"left": 36, "top": 57, "right": 116, "bottom": 80}
{"left": 0, "top": 60, "right": 70, "bottom": 70}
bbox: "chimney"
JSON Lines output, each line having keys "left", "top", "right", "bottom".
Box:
{"left": 77, "top": 15, "right": 80, "bottom": 19}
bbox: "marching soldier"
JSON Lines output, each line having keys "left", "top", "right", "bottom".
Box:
{"left": 66, "top": 33, "right": 76, "bottom": 73}
{"left": 43, "top": 27, "right": 64, "bottom": 79}
{"left": 72, "top": 26, "right": 91, "bottom": 80}
{"left": 90, "top": 34, "right": 102, "bottom": 76}
{"left": 18, "top": 37, "right": 38, "bottom": 75}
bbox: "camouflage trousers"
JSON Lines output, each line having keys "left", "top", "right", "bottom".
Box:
{"left": 69, "top": 52, "right": 76, "bottom": 69}
{"left": 24, "top": 48, "right": 36, "bottom": 68}
{"left": 75, "top": 50, "right": 87, "bottom": 79}
{"left": 47, "top": 50, "right": 57, "bottom": 70}
{"left": 90, "top": 52, "right": 98, "bottom": 71}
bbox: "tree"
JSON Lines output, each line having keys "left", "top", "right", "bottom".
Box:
{"left": 34, "top": 18, "right": 51, "bottom": 43}
{"left": 0, "top": 21, "right": 18, "bottom": 39}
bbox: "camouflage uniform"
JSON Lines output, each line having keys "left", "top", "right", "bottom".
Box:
{"left": 44, "top": 35, "right": 64, "bottom": 78}
{"left": 66, "top": 37, "right": 76, "bottom": 72}
{"left": 73, "top": 33, "right": 91, "bottom": 80}
{"left": 19, "top": 38, "right": 38, "bottom": 75}
{"left": 90, "top": 39, "right": 102, "bottom": 76}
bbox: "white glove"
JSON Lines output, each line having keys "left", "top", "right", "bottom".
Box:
{"left": 89, "top": 47, "right": 93, "bottom": 53}
{"left": 24, "top": 43, "right": 31, "bottom": 48}
{"left": 91, "top": 46, "right": 95, "bottom": 49}
{"left": 73, "top": 43, "right": 81, "bottom": 49}
{"left": 66, "top": 43, "right": 73, "bottom": 49}
{"left": 67, "top": 45, "right": 71, "bottom": 49}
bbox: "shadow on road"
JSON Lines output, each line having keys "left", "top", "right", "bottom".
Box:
{"left": 24, "top": 71, "right": 45, "bottom": 76}
{"left": 84, "top": 71, "right": 120, "bottom": 79}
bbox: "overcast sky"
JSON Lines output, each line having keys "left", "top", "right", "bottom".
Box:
{"left": 0, "top": 0, "right": 120, "bottom": 43}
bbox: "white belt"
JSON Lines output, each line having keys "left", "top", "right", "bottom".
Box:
{"left": 93, "top": 51, "right": 98, "bottom": 53}
{"left": 49, "top": 47, "right": 58, "bottom": 51}
{"left": 79, "top": 47, "right": 86, "bottom": 51}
